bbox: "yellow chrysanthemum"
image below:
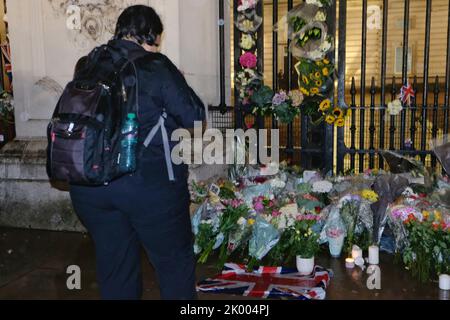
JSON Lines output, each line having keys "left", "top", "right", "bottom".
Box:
{"left": 423, "top": 210, "right": 430, "bottom": 220}
{"left": 325, "top": 115, "right": 336, "bottom": 124}
{"left": 310, "top": 87, "right": 319, "bottom": 95}
{"left": 302, "top": 75, "right": 310, "bottom": 85}
{"left": 300, "top": 87, "right": 310, "bottom": 96}
{"left": 322, "top": 67, "right": 329, "bottom": 76}
{"left": 361, "top": 189, "right": 379, "bottom": 202}
{"left": 319, "top": 99, "right": 331, "bottom": 111}
{"left": 434, "top": 210, "right": 442, "bottom": 222}
{"left": 335, "top": 118, "right": 345, "bottom": 127}
{"left": 315, "top": 79, "right": 323, "bottom": 87}
{"left": 248, "top": 219, "right": 255, "bottom": 226}
{"left": 323, "top": 58, "right": 330, "bottom": 64}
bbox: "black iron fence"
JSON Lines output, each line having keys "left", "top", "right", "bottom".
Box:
{"left": 336, "top": 0, "right": 450, "bottom": 174}
{"left": 211, "top": 0, "right": 450, "bottom": 174}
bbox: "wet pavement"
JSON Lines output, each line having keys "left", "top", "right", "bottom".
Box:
{"left": 0, "top": 227, "right": 446, "bottom": 300}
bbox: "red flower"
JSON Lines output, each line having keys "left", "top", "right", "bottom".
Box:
{"left": 315, "top": 206, "right": 322, "bottom": 214}
{"left": 253, "top": 177, "right": 267, "bottom": 184}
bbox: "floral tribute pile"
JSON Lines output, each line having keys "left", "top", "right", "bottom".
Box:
{"left": 189, "top": 161, "right": 450, "bottom": 283}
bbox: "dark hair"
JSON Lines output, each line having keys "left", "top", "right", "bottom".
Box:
{"left": 74, "top": 56, "right": 88, "bottom": 76}
{"left": 114, "top": 5, "right": 163, "bottom": 46}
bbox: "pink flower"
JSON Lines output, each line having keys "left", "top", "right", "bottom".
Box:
{"left": 228, "top": 199, "right": 244, "bottom": 208}
{"left": 254, "top": 202, "right": 264, "bottom": 212}
{"left": 272, "top": 210, "right": 281, "bottom": 217}
{"left": 239, "top": 52, "right": 258, "bottom": 69}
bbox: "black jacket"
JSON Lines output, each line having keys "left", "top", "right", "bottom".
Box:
{"left": 92, "top": 39, "right": 206, "bottom": 182}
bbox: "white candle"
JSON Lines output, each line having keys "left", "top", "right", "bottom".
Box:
{"left": 352, "top": 245, "right": 363, "bottom": 260}
{"left": 439, "top": 274, "right": 450, "bottom": 291}
{"left": 368, "top": 245, "right": 379, "bottom": 265}
{"left": 345, "top": 258, "right": 355, "bottom": 269}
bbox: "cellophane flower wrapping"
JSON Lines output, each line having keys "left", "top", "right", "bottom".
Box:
{"left": 371, "top": 174, "right": 409, "bottom": 244}
{"left": 249, "top": 215, "right": 280, "bottom": 260}
{"left": 320, "top": 205, "right": 346, "bottom": 244}
{"left": 430, "top": 138, "right": 450, "bottom": 175}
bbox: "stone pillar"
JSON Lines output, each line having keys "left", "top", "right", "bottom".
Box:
{"left": 0, "top": 0, "right": 229, "bottom": 231}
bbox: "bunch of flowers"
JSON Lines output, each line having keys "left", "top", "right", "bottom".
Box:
{"left": 237, "top": 0, "right": 258, "bottom": 12}
{"left": 212, "top": 199, "right": 252, "bottom": 268}
{"left": 239, "top": 34, "right": 256, "bottom": 51}
{"left": 235, "top": 68, "right": 262, "bottom": 105}
{"left": 402, "top": 210, "right": 450, "bottom": 282}
{"left": 251, "top": 85, "right": 303, "bottom": 124}
{"left": 360, "top": 189, "right": 379, "bottom": 203}
{"left": 235, "top": 0, "right": 262, "bottom": 106}
{"left": 239, "top": 52, "right": 257, "bottom": 69}
{"left": 252, "top": 195, "right": 278, "bottom": 216}
{"left": 189, "top": 181, "right": 208, "bottom": 204}
{"left": 291, "top": 215, "right": 322, "bottom": 259}
{"left": 296, "top": 58, "right": 334, "bottom": 97}
{"left": 338, "top": 195, "right": 367, "bottom": 254}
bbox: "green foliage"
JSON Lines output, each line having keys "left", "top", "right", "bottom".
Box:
{"left": 251, "top": 85, "right": 274, "bottom": 114}
{"left": 403, "top": 219, "right": 450, "bottom": 282}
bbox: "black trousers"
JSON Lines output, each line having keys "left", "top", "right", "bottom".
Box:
{"left": 69, "top": 173, "right": 197, "bottom": 300}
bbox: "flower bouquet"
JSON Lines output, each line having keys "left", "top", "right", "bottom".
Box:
{"left": 292, "top": 215, "right": 322, "bottom": 274}
{"left": 251, "top": 86, "right": 303, "bottom": 124}
{"left": 402, "top": 210, "right": 450, "bottom": 282}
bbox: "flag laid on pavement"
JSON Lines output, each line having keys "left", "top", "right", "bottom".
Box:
{"left": 197, "top": 263, "right": 332, "bottom": 300}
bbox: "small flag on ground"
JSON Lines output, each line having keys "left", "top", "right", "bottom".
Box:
{"left": 197, "top": 263, "right": 332, "bottom": 300}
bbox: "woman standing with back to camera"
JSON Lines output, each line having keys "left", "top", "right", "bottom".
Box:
{"left": 69, "top": 5, "right": 205, "bottom": 300}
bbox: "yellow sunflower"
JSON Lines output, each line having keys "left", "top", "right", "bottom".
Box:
{"left": 302, "top": 75, "right": 310, "bottom": 85}
{"left": 314, "top": 71, "right": 321, "bottom": 79}
{"left": 335, "top": 118, "right": 345, "bottom": 127}
{"left": 315, "top": 60, "right": 323, "bottom": 67}
{"left": 323, "top": 58, "right": 330, "bottom": 64}
{"left": 332, "top": 107, "right": 344, "bottom": 118}
{"left": 319, "top": 99, "right": 331, "bottom": 111}
{"left": 310, "top": 87, "right": 319, "bottom": 95}
{"left": 309, "top": 73, "right": 315, "bottom": 80}
{"left": 322, "top": 67, "right": 329, "bottom": 76}
{"left": 315, "top": 79, "right": 323, "bottom": 87}
{"left": 325, "top": 115, "right": 336, "bottom": 124}
{"left": 300, "top": 87, "right": 310, "bottom": 96}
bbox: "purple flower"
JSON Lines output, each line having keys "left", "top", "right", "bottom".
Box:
{"left": 254, "top": 202, "right": 265, "bottom": 212}
{"left": 272, "top": 91, "right": 288, "bottom": 106}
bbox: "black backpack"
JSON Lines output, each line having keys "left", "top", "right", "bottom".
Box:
{"left": 46, "top": 44, "right": 148, "bottom": 185}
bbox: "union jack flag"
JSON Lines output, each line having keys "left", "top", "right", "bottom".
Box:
{"left": 197, "top": 263, "right": 331, "bottom": 300}
{"left": 400, "top": 82, "right": 415, "bottom": 106}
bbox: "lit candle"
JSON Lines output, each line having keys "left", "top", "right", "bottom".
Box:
{"left": 345, "top": 258, "right": 355, "bottom": 269}
{"left": 439, "top": 274, "right": 450, "bottom": 291}
{"left": 368, "top": 245, "right": 379, "bottom": 265}
{"left": 351, "top": 245, "right": 363, "bottom": 260}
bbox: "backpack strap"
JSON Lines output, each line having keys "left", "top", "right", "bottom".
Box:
{"left": 143, "top": 111, "right": 175, "bottom": 182}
